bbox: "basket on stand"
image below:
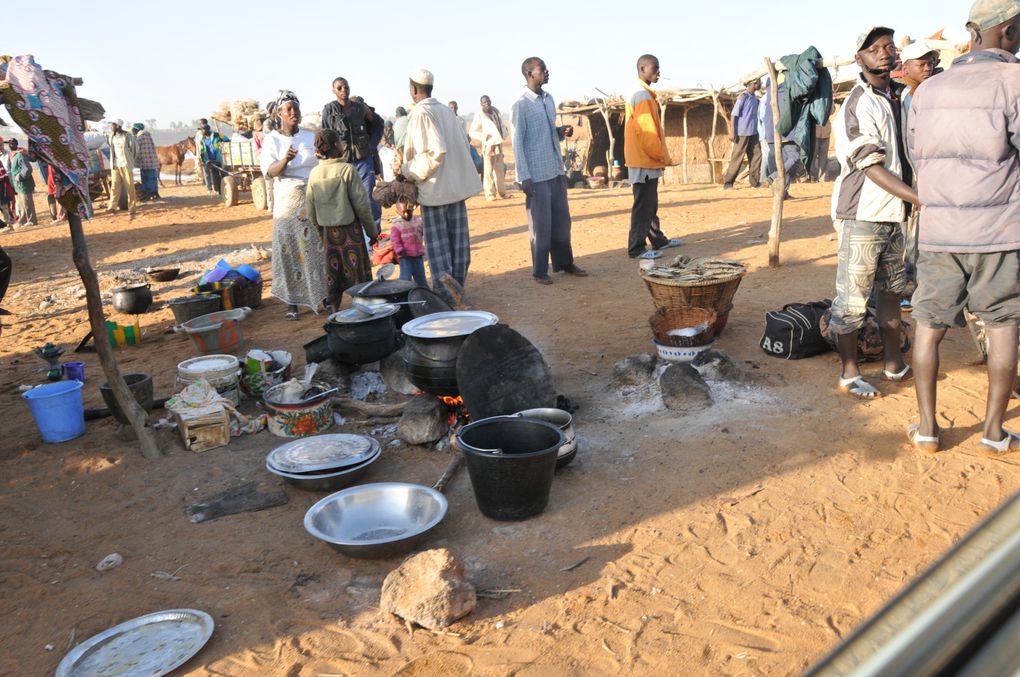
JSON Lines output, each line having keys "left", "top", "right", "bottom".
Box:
{"left": 649, "top": 307, "right": 717, "bottom": 347}
{"left": 641, "top": 270, "right": 745, "bottom": 336}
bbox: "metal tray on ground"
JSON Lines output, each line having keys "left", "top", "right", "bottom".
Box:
{"left": 56, "top": 608, "right": 214, "bottom": 677}
{"left": 266, "top": 434, "right": 381, "bottom": 474}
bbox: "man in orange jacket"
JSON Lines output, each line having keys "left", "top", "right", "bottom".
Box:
{"left": 625, "top": 54, "right": 683, "bottom": 260}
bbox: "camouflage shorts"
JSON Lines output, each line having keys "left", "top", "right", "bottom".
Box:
{"left": 828, "top": 219, "right": 906, "bottom": 335}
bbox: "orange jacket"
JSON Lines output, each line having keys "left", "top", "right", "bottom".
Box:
{"left": 624, "top": 81, "right": 671, "bottom": 169}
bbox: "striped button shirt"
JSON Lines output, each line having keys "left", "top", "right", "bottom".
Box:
{"left": 511, "top": 87, "right": 564, "bottom": 183}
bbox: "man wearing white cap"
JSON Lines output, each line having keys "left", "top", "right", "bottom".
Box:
{"left": 398, "top": 68, "right": 482, "bottom": 290}
{"left": 106, "top": 118, "right": 137, "bottom": 214}
{"left": 906, "top": 0, "right": 1020, "bottom": 455}
{"left": 899, "top": 41, "right": 939, "bottom": 116}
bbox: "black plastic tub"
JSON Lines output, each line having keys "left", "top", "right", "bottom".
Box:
{"left": 99, "top": 373, "right": 155, "bottom": 425}
{"left": 457, "top": 416, "right": 564, "bottom": 521}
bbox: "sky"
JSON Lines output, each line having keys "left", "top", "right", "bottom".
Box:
{"left": 4, "top": 0, "right": 970, "bottom": 129}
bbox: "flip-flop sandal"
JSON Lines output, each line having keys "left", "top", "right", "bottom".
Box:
{"left": 838, "top": 376, "right": 882, "bottom": 399}
{"left": 906, "top": 423, "right": 940, "bottom": 453}
{"left": 978, "top": 429, "right": 1020, "bottom": 456}
{"left": 656, "top": 238, "right": 683, "bottom": 250}
{"left": 884, "top": 365, "right": 913, "bottom": 382}
{"left": 638, "top": 250, "right": 663, "bottom": 260}
{"left": 284, "top": 311, "right": 299, "bottom": 321}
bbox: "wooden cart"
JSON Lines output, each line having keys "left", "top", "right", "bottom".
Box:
{"left": 219, "top": 140, "right": 270, "bottom": 211}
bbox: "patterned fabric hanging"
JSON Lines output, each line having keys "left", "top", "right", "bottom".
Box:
{"left": 0, "top": 55, "right": 93, "bottom": 219}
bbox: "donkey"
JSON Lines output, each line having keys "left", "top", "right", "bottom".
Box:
{"left": 156, "top": 137, "right": 196, "bottom": 186}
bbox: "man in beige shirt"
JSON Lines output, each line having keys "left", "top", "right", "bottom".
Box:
{"left": 469, "top": 95, "right": 510, "bottom": 200}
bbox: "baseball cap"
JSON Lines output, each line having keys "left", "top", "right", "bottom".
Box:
{"left": 900, "top": 41, "right": 938, "bottom": 61}
{"left": 409, "top": 68, "right": 434, "bottom": 86}
{"left": 856, "top": 26, "right": 895, "bottom": 51}
{"left": 968, "top": 0, "right": 1020, "bottom": 30}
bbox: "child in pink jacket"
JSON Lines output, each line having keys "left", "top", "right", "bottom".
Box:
{"left": 390, "top": 202, "right": 427, "bottom": 286}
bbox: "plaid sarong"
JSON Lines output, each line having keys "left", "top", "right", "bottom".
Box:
{"left": 421, "top": 201, "right": 470, "bottom": 287}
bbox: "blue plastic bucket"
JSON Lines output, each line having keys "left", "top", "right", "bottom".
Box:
{"left": 22, "top": 381, "right": 86, "bottom": 443}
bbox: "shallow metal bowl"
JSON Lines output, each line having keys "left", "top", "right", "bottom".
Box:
{"left": 265, "top": 449, "right": 380, "bottom": 491}
{"left": 303, "top": 482, "right": 448, "bottom": 558}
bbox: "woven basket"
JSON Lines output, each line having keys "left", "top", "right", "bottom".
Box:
{"left": 649, "top": 307, "right": 717, "bottom": 347}
{"left": 714, "top": 303, "right": 734, "bottom": 336}
{"left": 641, "top": 272, "right": 745, "bottom": 315}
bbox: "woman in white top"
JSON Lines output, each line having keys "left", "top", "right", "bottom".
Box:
{"left": 260, "top": 91, "right": 325, "bottom": 320}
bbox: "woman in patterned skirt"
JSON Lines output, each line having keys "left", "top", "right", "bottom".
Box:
{"left": 305, "top": 129, "right": 377, "bottom": 312}
{"left": 259, "top": 91, "right": 326, "bottom": 320}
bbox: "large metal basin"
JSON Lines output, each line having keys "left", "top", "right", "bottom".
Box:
{"left": 303, "top": 482, "right": 448, "bottom": 559}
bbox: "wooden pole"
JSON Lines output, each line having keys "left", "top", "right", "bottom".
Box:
{"left": 597, "top": 103, "right": 615, "bottom": 175}
{"left": 765, "top": 57, "right": 786, "bottom": 268}
{"left": 682, "top": 107, "right": 689, "bottom": 184}
{"left": 68, "top": 209, "right": 161, "bottom": 459}
{"left": 709, "top": 87, "right": 719, "bottom": 183}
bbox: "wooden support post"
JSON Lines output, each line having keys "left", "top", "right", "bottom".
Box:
{"left": 682, "top": 106, "right": 689, "bottom": 184}
{"left": 597, "top": 103, "right": 615, "bottom": 175}
{"left": 765, "top": 57, "right": 786, "bottom": 268}
{"left": 709, "top": 88, "right": 719, "bottom": 184}
{"left": 68, "top": 210, "right": 161, "bottom": 459}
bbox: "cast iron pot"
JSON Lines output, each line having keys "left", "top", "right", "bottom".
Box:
{"left": 324, "top": 306, "right": 399, "bottom": 365}
{"left": 457, "top": 416, "right": 564, "bottom": 521}
{"left": 345, "top": 279, "right": 419, "bottom": 329}
{"left": 402, "top": 333, "right": 464, "bottom": 396}
{"left": 99, "top": 373, "right": 155, "bottom": 425}
{"left": 111, "top": 284, "right": 153, "bottom": 314}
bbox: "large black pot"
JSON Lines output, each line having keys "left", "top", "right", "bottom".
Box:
{"left": 400, "top": 311, "right": 499, "bottom": 396}
{"left": 111, "top": 284, "right": 153, "bottom": 314}
{"left": 345, "top": 279, "right": 419, "bottom": 329}
{"left": 457, "top": 416, "right": 564, "bottom": 521}
{"left": 324, "top": 306, "right": 399, "bottom": 365}
{"left": 99, "top": 373, "right": 155, "bottom": 425}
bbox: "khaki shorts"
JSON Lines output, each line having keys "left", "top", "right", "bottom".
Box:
{"left": 911, "top": 250, "right": 1020, "bottom": 328}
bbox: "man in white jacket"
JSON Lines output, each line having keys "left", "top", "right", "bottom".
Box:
{"left": 469, "top": 95, "right": 510, "bottom": 200}
{"left": 398, "top": 68, "right": 482, "bottom": 288}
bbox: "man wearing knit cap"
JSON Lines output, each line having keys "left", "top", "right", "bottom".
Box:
{"left": 906, "top": 0, "right": 1020, "bottom": 455}
{"left": 398, "top": 68, "right": 482, "bottom": 292}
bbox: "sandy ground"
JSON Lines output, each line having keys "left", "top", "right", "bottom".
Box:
{"left": 2, "top": 175, "right": 1020, "bottom": 676}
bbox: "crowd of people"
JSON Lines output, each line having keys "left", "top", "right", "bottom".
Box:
{"left": 823, "top": 0, "right": 1020, "bottom": 458}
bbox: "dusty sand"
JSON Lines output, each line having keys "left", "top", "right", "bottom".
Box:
{"left": 2, "top": 177, "right": 1020, "bottom": 676}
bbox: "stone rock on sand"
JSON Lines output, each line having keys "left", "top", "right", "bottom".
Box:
{"left": 381, "top": 548, "right": 477, "bottom": 630}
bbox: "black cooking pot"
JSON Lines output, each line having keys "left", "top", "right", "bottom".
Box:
{"left": 345, "top": 279, "right": 419, "bottom": 328}
{"left": 400, "top": 311, "right": 499, "bottom": 396}
{"left": 324, "top": 305, "right": 399, "bottom": 364}
{"left": 403, "top": 334, "right": 463, "bottom": 396}
{"left": 111, "top": 284, "right": 153, "bottom": 314}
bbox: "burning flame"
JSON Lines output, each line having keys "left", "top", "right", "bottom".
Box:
{"left": 440, "top": 396, "right": 464, "bottom": 407}
{"left": 439, "top": 395, "right": 468, "bottom": 428}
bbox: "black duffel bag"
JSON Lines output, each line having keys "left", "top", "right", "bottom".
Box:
{"left": 760, "top": 300, "right": 833, "bottom": 359}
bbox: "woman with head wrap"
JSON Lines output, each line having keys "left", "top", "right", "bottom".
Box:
{"left": 259, "top": 91, "right": 327, "bottom": 320}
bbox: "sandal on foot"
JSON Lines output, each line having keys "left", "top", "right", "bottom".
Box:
{"left": 884, "top": 365, "right": 913, "bottom": 382}
{"left": 637, "top": 250, "right": 663, "bottom": 260}
{"left": 978, "top": 429, "right": 1020, "bottom": 455}
{"left": 656, "top": 238, "right": 683, "bottom": 250}
{"left": 838, "top": 376, "right": 881, "bottom": 399}
{"left": 284, "top": 311, "right": 299, "bottom": 321}
{"left": 906, "top": 423, "right": 940, "bottom": 453}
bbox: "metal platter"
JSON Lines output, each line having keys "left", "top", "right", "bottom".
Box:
{"left": 327, "top": 305, "right": 399, "bottom": 324}
{"left": 401, "top": 311, "right": 499, "bottom": 339}
{"left": 56, "top": 609, "right": 214, "bottom": 677}
{"left": 266, "top": 433, "right": 381, "bottom": 474}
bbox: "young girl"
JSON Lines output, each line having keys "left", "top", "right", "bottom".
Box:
{"left": 305, "top": 128, "right": 378, "bottom": 312}
{"left": 390, "top": 202, "right": 427, "bottom": 287}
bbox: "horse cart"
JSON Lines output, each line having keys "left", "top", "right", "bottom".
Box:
{"left": 219, "top": 140, "right": 270, "bottom": 211}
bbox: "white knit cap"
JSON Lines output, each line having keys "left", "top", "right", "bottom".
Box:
{"left": 409, "top": 68, "right": 434, "bottom": 86}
